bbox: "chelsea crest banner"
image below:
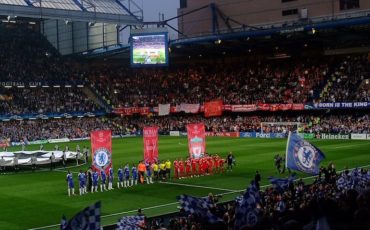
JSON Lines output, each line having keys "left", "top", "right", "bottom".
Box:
{"left": 91, "top": 130, "right": 112, "bottom": 174}
{"left": 186, "top": 123, "right": 206, "bottom": 159}
{"left": 286, "top": 132, "right": 325, "bottom": 175}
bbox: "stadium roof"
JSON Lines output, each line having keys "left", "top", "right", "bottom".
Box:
{"left": 0, "top": 0, "right": 142, "bottom": 24}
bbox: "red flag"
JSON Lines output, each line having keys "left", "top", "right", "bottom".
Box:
{"left": 91, "top": 130, "right": 112, "bottom": 174}
{"left": 143, "top": 127, "right": 159, "bottom": 164}
{"left": 204, "top": 100, "right": 223, "bottom": 117}
{"left": 186, "top": 123, "right": 206, "bottom": 159}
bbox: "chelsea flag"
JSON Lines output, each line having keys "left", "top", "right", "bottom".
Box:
{"left": 286, "top": 132, "right": 325, "bottom": 175}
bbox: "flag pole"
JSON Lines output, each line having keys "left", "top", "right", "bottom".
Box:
{"left": 285, "top": 131, "right": 291, "bottom": 170}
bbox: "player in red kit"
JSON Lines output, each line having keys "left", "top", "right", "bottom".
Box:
{"left": 173, "top": 160, "right": 179, "bottom": 179}
{"left": 185, "top": 159, "right": 191, "bottom": 177}
{"left": 191, "top": 158, "right": 197, "bottom": 176}
{"left": 179, "top": 159, "right": 185, "bottom": 178}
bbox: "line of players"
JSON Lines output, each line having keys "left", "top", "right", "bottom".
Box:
{"left": 173, "top": 155, "right": 226, "bottom": 179}
{"left": 65, "top": 156, "right": 229, "bottom": 196}
{"left": 66, "top": 162, "right": 155, "bottom": 197}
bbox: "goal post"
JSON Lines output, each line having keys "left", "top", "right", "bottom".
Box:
{"left": 260, "top": 122, "right": 304, "bottom": 135}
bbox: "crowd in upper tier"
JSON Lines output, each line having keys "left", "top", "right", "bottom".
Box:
{"left": 0, "top": 114, "right": 368, "bottom": 142}
{"left": 0, "top": 87, "right": 101, "bottom": 115}
{"left": 1, "top": 26, "right": 369, "bottom": 116}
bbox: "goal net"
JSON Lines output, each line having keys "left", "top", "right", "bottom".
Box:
{"left": 260, "top": 122, "right": 304, "bottom": 134}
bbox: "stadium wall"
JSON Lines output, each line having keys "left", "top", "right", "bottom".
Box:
{"left": 178, "top": 0, "right": 370, "bottom": 37}
{"left": 41, "top": 20, "right": 119, "bottom": 55}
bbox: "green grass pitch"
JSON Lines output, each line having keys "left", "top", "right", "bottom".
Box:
{"left": 0, "top": 136, "right": 369, "bottom": 230}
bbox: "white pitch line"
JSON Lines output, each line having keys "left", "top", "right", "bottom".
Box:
{"left": 28, "top": 164, "right": 370, "bottom": 230}
{"left": 159, "top": 181, "right": 237, "bottom": 192}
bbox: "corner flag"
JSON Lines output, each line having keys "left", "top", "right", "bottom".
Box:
{"left": 285, "top": 132, "right": 325, "bottom": 175}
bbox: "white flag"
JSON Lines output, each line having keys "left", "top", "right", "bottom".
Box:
{"left": 158, "top": 104, "right": 170, "bottom": 116}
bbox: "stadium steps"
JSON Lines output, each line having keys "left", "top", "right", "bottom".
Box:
{"left": 81, "top": 85, "right": 112, "bottom": 112}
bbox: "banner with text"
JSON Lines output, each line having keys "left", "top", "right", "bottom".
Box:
{"left": 91, "top": 130, "right": 112, "bottom": 175}
{"left": 143, "top": 126, "right": 159, "bottom": 164}
{"left": 204, "top": 100, "right": 223, "bottom": 117}
{"left": 187, "top": 123, "right": 206, "bottom": 159}
{"left": 206, "top": 132, "right": 240, "bottom": 137}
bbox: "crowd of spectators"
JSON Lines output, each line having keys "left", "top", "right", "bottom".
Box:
{"left": 319, "top": 55, "right": 369, "bottom": 102}
{"left": 145, "top": 165, "right": 370, "bottom": 230}
{"left": 87, "top": 60, "right": 328, "bottom": 107}
{"left": 0, "top": 114, "right": 368, "bottom": 143}
{"left": 0, "top": 25, "right": 81, "bottom": 83}
{"left": 0, "top": 87, "right": 101, "bottom": 115}
{"left": 1, "top": 26, "right": 369, "bottom": 117}
{"left": 0, "top": 117, "right": 121, "bottom": 142}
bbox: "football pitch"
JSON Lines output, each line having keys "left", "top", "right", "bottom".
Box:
{"left": 0, "top": 136, "right": 369, "bottom": 230}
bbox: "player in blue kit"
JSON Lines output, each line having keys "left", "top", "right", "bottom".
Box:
{"left": 66, "top": 171, "right": 75, "bottom": 197}
{"left": 92, "top": 170, "right": 99, "bottom": 193}
{"left": 117, "top": 166, "right": 123, "bottom": 188}
{"left": 108, "top": 167, "right": 114, "bottom": 190}
{"left": 146, "top": 162, "right": 154, "bottom": 184}
{"left": 100, "top": 170, "right": 107, "bottom": 192}
{"left": 131, "top": 164, "right": 138, "bottom": 186}
{"left": 124, "top": 164, "right": 130, "bottom": 188}
{"left": 78, "top": 170, "right": 85, "bottom": 195}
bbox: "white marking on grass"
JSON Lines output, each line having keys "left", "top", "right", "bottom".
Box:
{"left": 331, "top": 143, "right": 370, "bottom": 149}
{"left": 159, "top": 181, "right": 237, "bottom": 192}
{"left": 28, "top": 164, "right": 370, "bottom": 230}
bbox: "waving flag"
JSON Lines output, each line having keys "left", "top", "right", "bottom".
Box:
{"left": 268, "top": 174, "right": 297, "bottom": 190}
{"left": 117, "top": 216, "right": 145, "bottom": 230}
{"left": 61, "top": 202, "right": 101, "bottom": 230}
{"left": 177, "top": 195, "right": 222, "bottom": 223}
{"left": 234, "top": 183, "right": 260, "bottom": 229}
{"left": 286, "top": 132, "right": 325, "bottom": 175}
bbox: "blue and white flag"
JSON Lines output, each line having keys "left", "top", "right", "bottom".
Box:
{"left": 60, "top": 215, "right": 67, "bottom": 230}
{"left": 117, "top": 216, "right": 145, "bottom": 230}
{"left": 62, "top": 201, "right": 101, "bottom": 230}
{"left": 177, "top": 195, "right": 222, "bottom": 223}
{"left": 234, "top": 183, "right": 260, "bottom": 230}
{"left": 286, "top": 132, "right": 325, "bottom": 175}
{"left": 268, "top": 174, "right": 297, "bottom": 190}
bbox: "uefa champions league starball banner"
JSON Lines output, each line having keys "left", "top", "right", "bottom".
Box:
{"left": 91, "top": 130, "right": 112, "bottom": 175}
{"left": 186, "top": 123, "right": 206, "bottom": 159}
{"left": 143, "top": 126, "right": 159, "bottom": 164}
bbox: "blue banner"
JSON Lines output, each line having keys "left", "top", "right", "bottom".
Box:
{"left": 307, "top": 102, "right": 370, "bottom": 109}
{"left": 240, "top": 132, "right": 287, "bottom": 138}
{"left": 0, "top": 111, "right": 106, "bottom": 121}
{"left": 286, "top": 133, "right": 325, "bottom": 175}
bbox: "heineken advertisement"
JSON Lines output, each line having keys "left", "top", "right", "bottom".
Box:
{"left": 319, "top": 133, "right": 350, "bottom": 140}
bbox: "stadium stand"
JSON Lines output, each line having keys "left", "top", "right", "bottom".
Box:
{"left": 0, "top": 9, "right": 369, "bottom": 230}
{"left": 1, "top": 114, "right": 368, "bottom": 143}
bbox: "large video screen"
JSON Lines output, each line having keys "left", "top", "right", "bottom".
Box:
{"left": 130, "top": 33, "right": 168, "bottom": 67}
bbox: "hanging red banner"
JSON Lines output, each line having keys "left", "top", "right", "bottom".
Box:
{"left": 91, "top": 130, "right": 112, "bottom": 175}
{"left": 143, "top": 126, "right": 159, "bottom": 164}
{"left": 186, "top": 123, "right": 206, "bottom": 159}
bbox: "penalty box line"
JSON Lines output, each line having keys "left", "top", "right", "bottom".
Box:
{"left": 28, "top": 164, "right": 370, "bottom": 230}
